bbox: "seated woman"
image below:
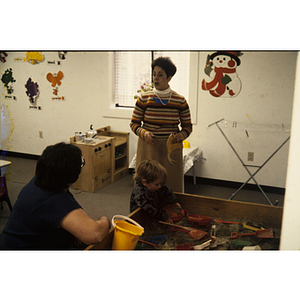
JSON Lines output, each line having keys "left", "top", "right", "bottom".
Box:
{"left": 0, "top": 142, "right": 110, "bottom": 250}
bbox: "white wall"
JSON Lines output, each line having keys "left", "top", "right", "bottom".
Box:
{"left": 1, "top": 51, "right": 297, "bottom": 189}
{"left": 189, "top": 51, "right": 296, "bottom": 188}
{"left": 1, "top": 52, "right": 112, "bottom": 154}
{"left": 280, "top": 52, "right": 300, "bottom": 250}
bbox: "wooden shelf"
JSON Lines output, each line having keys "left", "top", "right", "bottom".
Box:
{"left": 115, "top": 137, "right": 127, "bottom": 147}
{"left": 115, "top": 154, "right": 126, "bottom": 161}
{"left": 115, "top": 166, "right": 128, "bottom": 173}
{"left": 96, "top": 126, "right": 129, "bottom": 183}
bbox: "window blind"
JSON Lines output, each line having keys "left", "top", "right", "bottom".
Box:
{"left": 153, "top": 51, "right": 190, "bottom": 101}
{"left": 114, "top": 51, "right": 190, "bottom": 107}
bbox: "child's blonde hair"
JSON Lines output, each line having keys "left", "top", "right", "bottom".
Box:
{"left": 134, "top": 159, "right": 167, "bottom": 184}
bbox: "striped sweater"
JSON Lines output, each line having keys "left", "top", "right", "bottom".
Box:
{"left": 130, "top": 89, "right": 192, "bottom": 140}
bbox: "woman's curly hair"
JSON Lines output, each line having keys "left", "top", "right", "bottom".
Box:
{"left": 151, "top": 56, "right": 177, "bottom": 78}
{"left": 34, "top": 142, "right": 82, "bottom": 191}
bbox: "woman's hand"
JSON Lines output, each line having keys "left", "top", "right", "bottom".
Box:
{"left": 59, "top": 209, "right": 110, "bottom": 245}
{"left": 171, "top": 133, "right": 183, "bottom": 144}
{"left": 144, "top": 131, "right": 155, "bottom": 145}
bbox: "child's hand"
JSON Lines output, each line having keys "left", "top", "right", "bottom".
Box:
{"left": 166, "top": 217, "right": 174, "bottom": 224}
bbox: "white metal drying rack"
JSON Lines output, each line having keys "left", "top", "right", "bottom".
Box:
{"left": 208, "top": 118, "right": 290, "bottom": 206}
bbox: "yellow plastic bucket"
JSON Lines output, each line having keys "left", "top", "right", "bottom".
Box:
{"left": 111, "top": 215, "right": 144, "bottom": 250}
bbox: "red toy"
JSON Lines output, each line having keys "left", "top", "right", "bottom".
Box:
{"left": 176, "top": 243, "right": 194, "bottom": 250}
{"left": 184, "top": 210, "right": 212, "bottom": 227}
{"left": 163, "top": 203, "right": 185, "bottom": 222}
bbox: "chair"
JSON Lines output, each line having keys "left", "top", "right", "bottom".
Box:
{"left": 0, "top": 176, "right": 12, "bottom": 211}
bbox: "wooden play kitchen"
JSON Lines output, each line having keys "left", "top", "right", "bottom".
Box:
{"left": 70, "top": 126, "right": 129, "bottom": 193}
{"left": 85, "top": 192, "right": 283, "bottom": 250}
{"left": 96, "top": 126, "right": 129, "bottom": 183}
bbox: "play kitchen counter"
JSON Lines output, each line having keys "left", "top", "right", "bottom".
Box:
{"left": 70, "top": 126, "right": 129, "bottom": 193}
{"left": 85, "top": 192, "right": 283, "bottom": 250}
{"left": 71, "top": 136, "right": 114, "bottom": 192}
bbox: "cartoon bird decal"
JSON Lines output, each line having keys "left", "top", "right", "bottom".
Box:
{"left": 58, "top": 51, "right": 67, "bottom": 59}
{"left": 26, "top": 52, "right": 44, "bottom": 65}
{"left": 46, "top": 71, "right": 64, "bottom": 95}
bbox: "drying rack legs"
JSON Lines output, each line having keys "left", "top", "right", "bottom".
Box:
{"left": 208, "top": 119, "right": 290, "bottom": 206}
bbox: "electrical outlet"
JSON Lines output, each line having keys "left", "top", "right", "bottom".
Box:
{"left": 39, "top": 131, "right": 43, "bottom": 138}
{"left": 248, "top": 151, "right": 254, "bottom": 161}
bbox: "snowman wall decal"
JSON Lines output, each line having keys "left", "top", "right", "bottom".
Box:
{"left": 202, "top": 51, "right": 242, "bottom": 98}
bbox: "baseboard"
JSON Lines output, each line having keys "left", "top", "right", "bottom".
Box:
{"left": 0, "top": 150, "right": 40, "bottom": 160}
{"left": 184, "top": 175, "right": 285, "bottom": 195}
{"left": 0, "top": 150, "right": 286, "bottom": 195}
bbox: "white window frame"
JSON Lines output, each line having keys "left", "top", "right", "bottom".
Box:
{"left": 103, "top": 51, "right": 199, "bottom": 124}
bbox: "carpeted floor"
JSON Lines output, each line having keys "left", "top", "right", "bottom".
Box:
{"left": 0, "top": 156, "right": 285, "bottom": 233}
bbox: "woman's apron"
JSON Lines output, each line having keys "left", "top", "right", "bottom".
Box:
{"left": 136, "top": 137, "right": 183, "bottom": 193}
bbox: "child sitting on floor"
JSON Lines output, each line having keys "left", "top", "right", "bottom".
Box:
{"left": 130, "top": 159, "right": 181, "bottom": 223}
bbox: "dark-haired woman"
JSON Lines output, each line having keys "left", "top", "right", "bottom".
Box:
{"left": 130, "top": 57, "right": 192, "bottom": 192}
{"left": 0, "top": 142, "right": 110, "bottom": 250}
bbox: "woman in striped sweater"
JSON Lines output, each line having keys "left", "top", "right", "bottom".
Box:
{"left": 130, "top": 57, "right": 192, "bottom": 192}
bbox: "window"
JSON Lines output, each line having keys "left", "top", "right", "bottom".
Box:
{"left": 114, "top": 51, "right": 191, "bottom": 108}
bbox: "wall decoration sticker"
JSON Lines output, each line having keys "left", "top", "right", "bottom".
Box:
{"left": 26, "top": 52, "right": 44, "bottom": 65}
{"left": 0, "top": 51, "right": 8, "bottom": 63}
{"left": 58, "top": 51, "right": 67, "bottom": 60}
{"left": 1, "top": 68, "right": 16, "bottom": 100}
{"left": 47, "top": 52, "right": 67, "bottom": 65}
{"left": 202, "top": 51, "right": 243, "bottom": 98}
{"left": 46, "top": 71, "right": 65, "bottom": 101}
{"left": 25, "top": 78, "right": 40, "bottom": 109}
